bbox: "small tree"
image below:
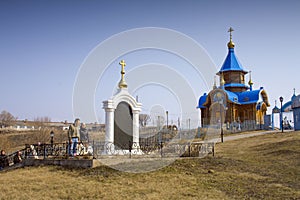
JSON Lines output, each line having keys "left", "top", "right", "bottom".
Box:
{"left": 139, "top": 114, "right": 151, "bottom": 127}
{"left": 0, "top": 110, "right": 16, "bottom": 127}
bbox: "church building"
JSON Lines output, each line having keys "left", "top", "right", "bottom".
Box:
{"left": 197, "top": 28, "right": 270, "bottom": 130}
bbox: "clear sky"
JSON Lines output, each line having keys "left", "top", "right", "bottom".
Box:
{"left": 0, "top": 0, "right": 299, "bottom": 124}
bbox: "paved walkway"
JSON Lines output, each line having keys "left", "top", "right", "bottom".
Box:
{"left": 210, "top": 130, "right": 293, "bottom": 144}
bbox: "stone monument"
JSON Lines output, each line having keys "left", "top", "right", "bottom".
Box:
{"left": 102, "top": 60, "right": 142, "bottom": 154}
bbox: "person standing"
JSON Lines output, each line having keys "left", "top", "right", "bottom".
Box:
{"left": 80, "top": 123, "right": 89, "bottom": 143}
{"left": 0, "top": 150, "right": 9, "bottom": 169}
{"left": 68, "top": 118, "right": 81, "bottom": 156}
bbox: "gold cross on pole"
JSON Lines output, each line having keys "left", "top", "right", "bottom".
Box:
{"left": 118, "top": 60, "right": 127, "bottom": 89}
{"left": 119, "top": 60, "right": 126, "bottom": 72}
{"left": 228, "top": 27, "right": 234, "bottom": 41}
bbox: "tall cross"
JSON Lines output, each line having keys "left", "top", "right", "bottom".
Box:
{"left": 228, "top": 27, "right": 234, "bottom": 41}
{"left": 118, "top": 60, "right": 128, "bottom": 88}
{"left": 294, "top": 88, "right": 296, "bottom": 95}
{"left": 119, "top": 60, "right": 126, "bottom": 73}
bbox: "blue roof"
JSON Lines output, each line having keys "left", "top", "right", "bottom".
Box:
{"left": 197, "top": 89, "right": 265, "bottom": 108}
{"left": 282, "top": 101, "right": 292, "bottom": 111}
{"left": 219, "top": 48, "right": 247, "bottom": 73}
{"left": 237, "top": 89, "right": 261, "bottom": 105}
{"left": 197, "top": 93, "right": 207, "bottom": 108}
{"left": 272, "top": 106, "right": 280, "bottom": 113}
{"left": 224, "top": 90, "right": 239, "bottom": 103}
{"left": 291, "top": 94, "right": 296, "bottom": 101}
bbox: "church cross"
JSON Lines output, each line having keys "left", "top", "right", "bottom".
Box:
{"left": 118, "top": 60, "right": 128, "bottom": 88}
{"left": 228, "top": 27, "right": 234, "bottom": 41}
{"left": 119, "top": 60, "right": 126, "bottom": 73}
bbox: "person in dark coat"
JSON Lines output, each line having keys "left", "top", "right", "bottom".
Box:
{"left": 0, "top": 150, "right": 9, "bottom": 169}
{"left": 13, "top": 151, "right": 22, "bottom": 164}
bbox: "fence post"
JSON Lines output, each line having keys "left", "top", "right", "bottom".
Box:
{"left": 160, "top": 142, "right": 163, "bottom": 158}
{"left": 92, "top": 140, "right": 95, "bottom": 159}
{"left": 43, "top": 144, "right": 46, "bottom": 159}
{"left": 188, "top": 142, "right": 191, "bottom": 157}
{"left": 66, "top": 142, "right": 69, "bottom": 158}
{"left": 25, "top": 144, "right": 28, "bottom": 159}
{"left": 129, "top": 140, "right": 132, "bottom": 159}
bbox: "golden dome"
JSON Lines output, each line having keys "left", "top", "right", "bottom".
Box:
{"left": 227, "top": 27, "right": 235, "bottom": 49}
{"left": 227, "top": 40, "right": 235, "bottom": 49}
{"left": 248, "top": 79, "right": 253, "bottom": 86}
{"left": 248, "top": 70, "right": 253, "bottom": 86}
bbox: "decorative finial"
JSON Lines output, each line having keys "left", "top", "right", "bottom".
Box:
{"left": 118, "top": 60, "right": 128, "bottom": 89}
{"left": 248, "top": 70, "right": 253, "bottom": 85}
{"left": 220, "top": 73, "right": 225, "bottom": 87}
{"left": 227, "top": 27, "right": 235, "bottom": 49}
{"left": 248, "top": 70, "right": 253, "bottom": 91}
{"left": 213, "top": 76, "right": 217, "bottom": 89}
{"left": 275, "top": 100, "right": 277, "bottom": 107}
{"left": 294, "top": 88, "right": 296, "bottom": 95}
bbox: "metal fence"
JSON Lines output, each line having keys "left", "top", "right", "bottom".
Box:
{"left": 24, "top": 143, "right": 69, "bottom": 159}
{"left": 92, "top": 140, "right": 215, "bottom": 158}
{"left": 0, "top": 139, "right": 215, "bottom": 171}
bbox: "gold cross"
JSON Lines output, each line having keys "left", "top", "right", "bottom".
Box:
{"left": 228, "top": 27, "right": 234, "bottom": 41}
{"left": 118, "top": 60, "right": 127, "bottom": 88}
{"left": 119, "top": 60, "right": 126, "bottom": 72}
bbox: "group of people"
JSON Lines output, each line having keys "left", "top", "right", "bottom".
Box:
{"left": 67, "top": 118, "right": 90, "bottom": 156}
{"left": 0, "top": 118, "right": 89, "bottom": 168}
{"left": 0, "top": 149, "right": 22, "bottom": 170}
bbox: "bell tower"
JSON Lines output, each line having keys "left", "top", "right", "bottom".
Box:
{"left": 217, "top": 27, "right": 248, "bottom": 92}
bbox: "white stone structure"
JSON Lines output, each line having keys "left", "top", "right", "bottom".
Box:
{"left": 102, "top": 60, "right": 142, "bottom": 154}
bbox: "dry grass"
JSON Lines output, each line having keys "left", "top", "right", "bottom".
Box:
{"left": 0, "top": 131, "right": 299, "bottom": 200}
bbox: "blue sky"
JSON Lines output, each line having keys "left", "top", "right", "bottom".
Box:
{"left": 0, "top": 0, "right": 299, "bottom": 123}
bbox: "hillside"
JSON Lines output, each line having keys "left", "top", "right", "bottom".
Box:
{"left": 0, "top": 131, "right": 299, "bottom": 200}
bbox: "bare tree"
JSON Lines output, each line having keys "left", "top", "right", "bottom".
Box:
{"left": 139, "top": 114, "right": 151, "bottom": 127}
{"left": 32, "top": 116, "right": 52, "bottom": 143}
{"left": 0, "top": 110, "right": 16, "bottom": 127}
{"left": 33, "top": 116, "right": 51, "bottom": 123}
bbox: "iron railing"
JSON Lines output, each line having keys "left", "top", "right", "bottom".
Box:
{"left": 92, "top": 140, "right": 215, "bottom": 158}
{"left": 0, "top": 140, "right": 215, "bottom": 171}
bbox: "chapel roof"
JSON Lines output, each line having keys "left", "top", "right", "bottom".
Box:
{"left": 218, "top": 27, "right": 247, "bottom": 74}
{"left": 197, "top": 88, "right": 270, "bottom": 108}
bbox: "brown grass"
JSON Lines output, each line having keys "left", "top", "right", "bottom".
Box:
{"left": 0, "top": 131, "right": 299, "bottom": 200}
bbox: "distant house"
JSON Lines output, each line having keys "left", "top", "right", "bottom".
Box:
{"left": 271, "top": 91, "right": 296, "bottom": 130}
{"left": 292, "top": 95, "right": 300, "bottom": 131}
{"left": 13, "top": 125, "right": 34, "bottom": 130}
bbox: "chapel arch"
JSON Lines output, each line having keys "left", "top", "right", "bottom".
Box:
{"left": 114, "top": 101, "right": 133, "bottom": 148}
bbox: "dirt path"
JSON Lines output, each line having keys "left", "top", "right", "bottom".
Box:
{"left": 210, "top": 130, "right": 293, "bottom": 143}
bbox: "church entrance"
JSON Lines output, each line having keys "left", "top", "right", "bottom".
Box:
{"left": 209, "top": 102, "right": 226, "bottom": 126}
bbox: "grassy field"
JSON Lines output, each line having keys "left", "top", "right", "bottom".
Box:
{"left": 0, "top": 131, "right": 299, "bottom": 200}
